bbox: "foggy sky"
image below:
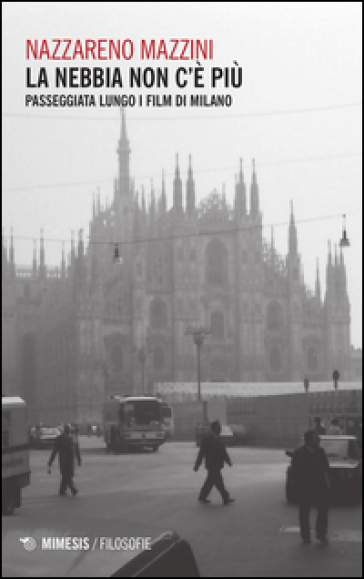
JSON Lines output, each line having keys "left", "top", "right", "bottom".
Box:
{"left": 2, "top": 2, "right": 362, "bottom": 347}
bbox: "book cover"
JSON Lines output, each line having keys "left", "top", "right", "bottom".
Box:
{"left": 2, "top": 2, "right": 362, "bottom": 577}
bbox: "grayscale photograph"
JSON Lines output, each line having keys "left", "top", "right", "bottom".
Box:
{"left": 2, "top": 2, "right": 362, "bottom": 577}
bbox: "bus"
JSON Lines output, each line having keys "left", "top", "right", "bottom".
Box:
{"left": 161, "top": 402, "right": 174, "bottom": 439}
{"left": 103, "top": 395, "right": 165, "bottom": 453}
{"left": 2, "top": 397, "right": 31, "bottom": 515}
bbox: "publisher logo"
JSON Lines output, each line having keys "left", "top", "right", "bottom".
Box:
{"left": 19, "top": 537, "right": 37, "bottom": 551}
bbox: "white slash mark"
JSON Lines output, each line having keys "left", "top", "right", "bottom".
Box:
{"left": 280, "top": 526, "right": 362, "bottom": 542}
{"left": 92, "top": 537, "right": 98, "bottom": 550}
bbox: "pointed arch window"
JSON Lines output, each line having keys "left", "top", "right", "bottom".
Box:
{"left": 307, "top": 346, "right": 318, "bottom": 372}
{"left": 153, "top": 345, "right": 165, "bottom": 371}
{"left": 206, "top": 239, "right": 228, "bottom": 286}
{"left": 111, "top": 344, "right": 123, "bottom": 371}
{"left": 266, "top": 301, "right": 284, "bottom": 331}
{"left": 211, "top": 311, "right": 225, "bottom": 340}
{"left": 150, "top": 298, "right": 168, "bottom": 330}
{"left": 269, "top": 344, "right": 282, "bottom": 372}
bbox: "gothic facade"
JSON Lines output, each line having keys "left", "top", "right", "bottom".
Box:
{"left": 2, "top": 112, "right": 352, "bottom": 425}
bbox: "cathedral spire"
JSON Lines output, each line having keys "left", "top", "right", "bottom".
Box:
{"left": 288, "top": 200, "right": 298, "bottom": 254}
{"left": 71, "top": 230, "right": 75, "bottom": 264}
{"left": 9, "top": 228, "right": 15, "bottom": 270}
{"left": 161, "top": 170, "right": 167, "bottom": 214}
{"left": 250, "top": 158, "right": 259, "bottom": 217}
{"left": 234, "top": 157, "right": 246, "bottom": 219}
{"left": 150, "top": 180, "right": 156, "bottom": 224}
{"left": 173, "top": 154, "right": 183, "bottom": 212}
{"left": 78, "top": 229, "right": 84, "bottom": 258}
{"left": 315, "top": 258, "right": 321, "bottom": 302}
{"left": 325, "top": 240, "right": 335, "bottom": 300}
{"left": 141, "top": 186, "right": 146, "bottom": 228}
{"left": 39, "top": 229, "right": 46, "bottom": 278}
{"left": 133, "top": 190, "right": 140, "bottom": 237}
{"left": 334, "top": 243, "right": 338, "bottom": 266}
{"left": 271, "top": 226, "right": 275, "bottom": 264}
{"left": 222, "top": 183, "right": 226, "bottom": 205}
{"left": 334, "top": 243, "right": 340, "bottom": 297}
{"left": 97, "top": 187, "right": 101, "bottom": 214}
{"left": 117, "top": 107, "right": 130, "bottom": 197}
{"left": 338, "top": 246, "right": 347, "bottom": 296}
{"left": 2, "top": 228, "right": 8, "bottom": 277}
{"left": 186, "top": 154, "right": 195, "bottom": 216}
{"left": 121, "top": 106, "right": 128, "bottom": 142}
{"left": 32, "top": 239, "right": 37, "bottom": 276}
{"left": 61, "top": 242, "right": 66, "bottom": 278}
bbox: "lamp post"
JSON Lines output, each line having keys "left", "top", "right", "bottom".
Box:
{"left": 138, "top": 346, "right": 148, "bottom": 394}
{"left": 185, "top": 326, "right": 212, "bottom": 402}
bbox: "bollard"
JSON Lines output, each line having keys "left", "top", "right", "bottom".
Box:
{"left": 333, "top": 369, "right": 340, "bottom": 390}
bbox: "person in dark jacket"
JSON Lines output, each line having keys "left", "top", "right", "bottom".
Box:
{"left": 47, "top": 424, "right": 81, "bottom": 496}
{"left": 193, "top": 420, "right": 234, "bottom": 506}
{"left": 313, "top": 417, "right": 326, "bottom": 435}
{"left": 291, "top": 429, "right": 331, "bottom": 544}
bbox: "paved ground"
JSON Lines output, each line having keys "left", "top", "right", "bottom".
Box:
{"left": 2, "top": 437, "right": 362, "bottom": 577}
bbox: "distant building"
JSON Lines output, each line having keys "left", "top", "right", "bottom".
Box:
{"left": 350, "top": 347, "right": 362, "bottom": 380}
{"left": 1, "top": 111, "right": 353, "bottom": 425}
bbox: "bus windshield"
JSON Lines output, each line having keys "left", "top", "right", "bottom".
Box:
{"left": 121, "top": 400, "right": 161, "bottom": 428}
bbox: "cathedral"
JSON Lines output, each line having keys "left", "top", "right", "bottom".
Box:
{"left": 2, "top": 111, "right": 352, "bottom": 426}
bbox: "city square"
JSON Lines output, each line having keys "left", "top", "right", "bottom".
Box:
{"left": 2, "top": 439, "right": 362, "bottom": 577}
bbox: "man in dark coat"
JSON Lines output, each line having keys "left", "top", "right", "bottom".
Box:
{"left": 291, "top": 429, "right": 331, "bottom": 544}
{"left": 194, "top": 420, "right": 234, "bottom": 505}
{"left": 48, "top": 424, "right": 81, "bottom": 496}
{"left": 313, "top": 417, "right": 326, "bottom": 435}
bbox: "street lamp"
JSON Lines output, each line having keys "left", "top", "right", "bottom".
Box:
{"left": 185, "top": 326, "right": 212, "bottom": 402}
{"left": 339, "top": 214, "right": 350, "bottom": 248}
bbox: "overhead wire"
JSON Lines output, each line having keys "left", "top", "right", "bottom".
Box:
{"left": 2, "top": 101, "right": 361, "bottom": 122}
{"left": 4, "top": 210, "right": 359, "bottom": 247}
{"left": 2, "top": 151, "right": 362, "bottom": 193}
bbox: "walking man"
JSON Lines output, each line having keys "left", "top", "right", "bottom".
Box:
{"left": 48, "top": 424, "right": 82, "bottom": 496}
{"left": 193, "top": 420, "right": 234, "bottom": 506}
{"left": 313, "top": 417, "right": 326, "bottom": 435}
{"left": 291, "top": 430, "right": 331, "bottom": 544}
